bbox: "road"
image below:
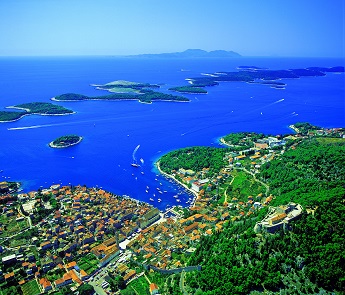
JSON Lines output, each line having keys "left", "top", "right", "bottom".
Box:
{"left": 179, "top": 271, "right": 189, "bottom": 295}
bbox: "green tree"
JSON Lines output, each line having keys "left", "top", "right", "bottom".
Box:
{"left": 78, "top": 283, "right": 95, "bottom": 295}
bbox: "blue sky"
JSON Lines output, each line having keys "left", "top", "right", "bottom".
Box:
{"left": 0, "top": 0, "right": 344, "bottom": 57}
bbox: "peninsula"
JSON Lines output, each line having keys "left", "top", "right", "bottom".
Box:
{"left": 0, "top": 102, "right": 74, "bottom": 122}
{"left": 49, "top": 135, "right": 83, "bottom": 148}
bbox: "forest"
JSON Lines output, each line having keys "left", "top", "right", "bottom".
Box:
{"left": 0, "top": 110, "right": 26, "bottom": 122}
{"left": 222, "top": 132, "right": 265, "bottom": 146}
{"left": 293, "top": 122, "right": 320, "bottom": 135}
{"left": 50, "top": 135, "right": 82, "bottom": 148}
{"left": 185, "top": 137, "right": 345, "bottom": 294}
{"left": 159, "top": 146, "right": 228, "bottom": 176}
{"left": 14, "top": 102, "right": 74, "bottom": 115}
{"left": 54, "top": 90, "right": 189, "bottom": 103}
{"left": 0, "top": 102, "right": 73, "bottom": 122}
{"left": 259, "top": 137, "right": 345, "bottom": 206}
{"left": 168, "top": 86, "right": 208, "bottom": 94}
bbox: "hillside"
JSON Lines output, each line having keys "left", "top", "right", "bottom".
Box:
{"left": 184, "top": 137, "right": 345, "bottom": 295}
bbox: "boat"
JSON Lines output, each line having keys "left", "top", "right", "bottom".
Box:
{"left": 141, "top": 171, "right": 144, "bottom": 175}
{"left": 140, "top": 158, "right": 144, "bottom": 164}
{"left": 131, "top": 145, "right": 141, "bottom": 167}
{"left": 145, "top": 190, "right": 148, "bottom": 193}
{"left": 149, "top": 198, "right": 154, "bottom": 202}
{"left": 158, "top": 198, "right": 162, "bottom": 202}
{"left": 173, "top": 195, "right": 178, "bottom": 198}
{"left": 176, "top": 199, "right": 181, "bottom": 202}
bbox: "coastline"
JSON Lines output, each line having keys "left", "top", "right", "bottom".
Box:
{"left": 169, "top": 91, "right": 208, "bottom": 95}
{"left": 1, "top": 104, "right": 75, "bottom": 123}
{"left": 0, "top": 113, "right": 29, "bottom": 123}
{"left": 49, "top": 136, "right": 83, "bottom": 148}
{"left": 219, "top": 137, "right": 231, "bottom": 147}
{"left": 52, "top": 96, "right": 190, "bottom": 104}
{"left": 155, "top": 160, "right": 198, "bottom": 208}
{"left": 288, "top": 124, "right": 299, "bottom": 133}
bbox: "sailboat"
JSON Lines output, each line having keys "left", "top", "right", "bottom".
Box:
{"left": 131, "top": 145, "right": 140, "bottom": 167}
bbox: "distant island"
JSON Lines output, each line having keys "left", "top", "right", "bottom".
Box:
{"left": 129, "top": 49, "right": 241, "bottom": 58}
{"left": 54, "top": 80, "right": 190, "bottom": 104}
{"left": 174, "top": 65, "right": 345, "bottom": 91}
{"left": 168, "top": 86, "right": 207, "bottom": 94}
{"left": 49, "top": 134, "right": 82, "bottom": 148}
{"left": 0, "top": 102, "right": 74, "bottom": 122}
{"left": 92, "top": 80, "right": 160, "bottom": 94}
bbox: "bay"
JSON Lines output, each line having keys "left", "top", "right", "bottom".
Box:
{"left": 0, "top": 56, "right": 344, "bottom": 209}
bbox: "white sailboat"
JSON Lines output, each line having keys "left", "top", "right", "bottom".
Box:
{"left": 131, "top": 145, "right": 140, "bottom": 167}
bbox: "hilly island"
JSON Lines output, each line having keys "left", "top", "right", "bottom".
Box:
{"left": 0, "top": 102, "right": 74, "bottom": 122}
{"left": 1, "top": 123, "right": 344, "bottom": 295}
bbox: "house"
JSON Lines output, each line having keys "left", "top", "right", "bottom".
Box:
{"left": 254, "top": 142, "right": 268, "bottom": 150}
{"left": 191, "top": 181, "right": 203, "bottom": 192}
{"left": 123, "top": 269, "right": 136, "bottom": 282}
{"left": 4, "top": 272, "right": 15, "bottom": 281}
{"left": 54, "top": 272, "right": 73, "bottom": 288}
{"left": 150, "top": 283, "right": 160, "bottom": 295}
{"left": 39, "top": 277, "right": 53, "bottom": 292}
{"left": 138, "top": 208, "right": 160, "bottom": 228}
{"left": 269, "top": 213, "right": 287, "bottom": 225}
{"left": 65, "top": 261, "right": 77, "bottom": 271}
{"left": 40, "top": 241, "right": 52, "bottom": 251}
{"left": 183, "top": 222, "right": 199, "bottom": 234}
{"left": 2, "top": 254, "right": 17, "bottom": 265}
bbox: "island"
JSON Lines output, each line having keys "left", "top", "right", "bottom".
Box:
{"left": 0, "top": 123, "right": 344, "bottom": 295}
{"left": 49, "top": 134, "right": 83, "bottom": 148}
{"left": 0, "top": 102, "right": 74, "bottom": 122}
{"left": 168, "top": 86, "right": 207, "bottom": 94}
{"left": 53, "top": 89, "right": 189, "bottom": 104}
{"left": 172, "top": 65, "right": 345, "bottom": 91}
{"left": 92, "top": 80, "right": 160, "bottom": 94}
{"left": 129, "top": 48, "right": 242, "bottom": 58}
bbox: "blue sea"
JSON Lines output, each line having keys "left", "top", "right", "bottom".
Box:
{"left": 0, "top": 56, "right": 344, "bottom": 210}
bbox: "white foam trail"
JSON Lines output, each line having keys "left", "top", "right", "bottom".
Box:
{"left": 8, "top": 125, "right": 52, "bottom": 130}
{"left": 274, "top": 98, "right": 285, "bottom": 103}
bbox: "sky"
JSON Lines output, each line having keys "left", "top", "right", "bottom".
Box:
{"left": 0, "top": 0, "right": 344, "bottom": 57}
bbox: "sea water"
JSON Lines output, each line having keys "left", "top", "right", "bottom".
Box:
{"left": 0, "top": 56, "right": 344, "bottom": 209}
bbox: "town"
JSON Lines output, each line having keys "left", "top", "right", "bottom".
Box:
{"left": 0, "top": 123, "right": 344, "bottom": 295}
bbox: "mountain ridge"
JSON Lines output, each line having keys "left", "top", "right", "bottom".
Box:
{"left": 128, "top": 49, "right": 241, "bottom": 58}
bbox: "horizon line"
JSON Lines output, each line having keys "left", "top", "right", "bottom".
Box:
{"left": 0, "top": 54, "right": 343, "bottom": 59}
